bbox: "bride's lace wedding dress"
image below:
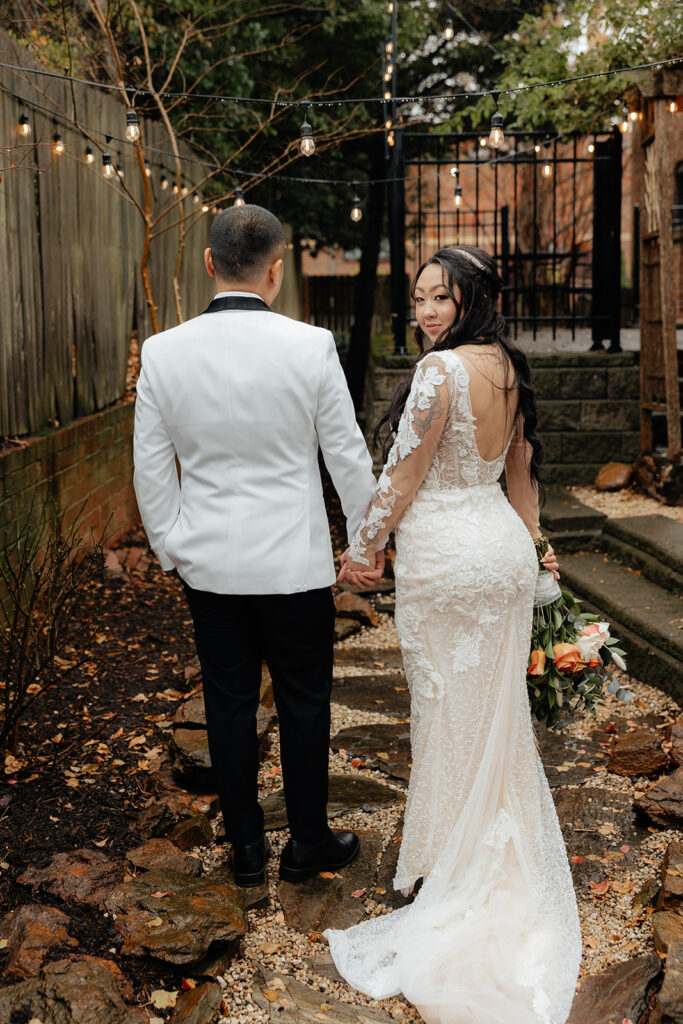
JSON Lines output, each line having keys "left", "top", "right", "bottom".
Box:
{"left": 324, "top": 348, "right": 581, "bottom": 1024}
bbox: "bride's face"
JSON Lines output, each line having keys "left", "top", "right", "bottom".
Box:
{"left": 414, "top": 263, "right": 460, "bottom": 348}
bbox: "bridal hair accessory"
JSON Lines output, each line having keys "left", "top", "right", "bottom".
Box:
{"left": 527, "top": 537, "right": 630, "bottom": 729}
{"left": 451, "top": 248, "right": 486, "bottom": 271}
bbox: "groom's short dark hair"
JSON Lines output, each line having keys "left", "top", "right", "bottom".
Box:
{"left": 210, "top": 205, "right": 286, "bottom": 280}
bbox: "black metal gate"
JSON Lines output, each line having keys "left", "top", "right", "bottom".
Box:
{"left": 403, "top": 128, "right": 623, "bottom": 349}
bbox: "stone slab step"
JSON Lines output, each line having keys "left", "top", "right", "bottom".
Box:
{"left": 602, "top": 515, "right": 683, "bottom": 595}
{"left": 560, "top": 550, "right": 683, "bottom": 700}
{"left": 540, "top": 486, "right": 606, "bottom": 551}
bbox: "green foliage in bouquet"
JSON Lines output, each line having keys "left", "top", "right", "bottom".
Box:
{"left": 528, "top": 540, "right": 631, "bottom": 730}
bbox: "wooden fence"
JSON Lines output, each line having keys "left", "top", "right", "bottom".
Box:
{"left": 0, "top": 30, "right": 214, "bottom": 437}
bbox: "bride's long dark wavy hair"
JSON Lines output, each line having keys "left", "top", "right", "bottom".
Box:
{"left": 373, "top": 244, "right": 544, "bottom": 500}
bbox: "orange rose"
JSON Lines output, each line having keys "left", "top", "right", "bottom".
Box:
{"left": 528, "top": 649, "right": 547, "bottom": 677}
{"left": 552, "top": 643, "right": 585, "bottom": 674}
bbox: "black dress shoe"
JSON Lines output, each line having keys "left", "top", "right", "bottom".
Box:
{"left": 278, "top": 829, "right": 360, "bottom": 883}
{"left": 230, "top": 835, "right": 271, "bottom": 887}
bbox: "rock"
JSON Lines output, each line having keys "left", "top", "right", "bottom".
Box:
{"left": 307, "top": 951, "right": 345, "bottom": 983}
{"left": 205, "top": 861, "right": 269, "bottom": 913}
{"left": 104, "top": 868, "right": 247, "bottom": 966}
{"left": 331, "top": 722, "right": 411, "bottom": 781}
{"left": 607, "top": 727, "right": 668, "bottom": 776}
{"left": 633, "top": 877, "right": 661, "bottom": 913}
{"left": 636, "top": 767, "right": 683, "bottom": 828}
{"left": 136, "top": 791, "right": 221, "bottom": 840}
{"left": 670, "top": 721, "right": 683, "bottom": 767}
{"left": 0, "top": 957, "right": 148, "bottom": 1024}
{"left": 566, "top": 952, "right": 661, "bottom": 1024}
{"left": 278, "top": 831, "right": 382, "bottom": 932}
{"left": 170, "top": 707, "right": 276, "bottom": 785}
{"left": 534, "top": 722, "right": 606, "bottom": 788}
{"left": 658, "top": 842, "right": 683, "bottom": 911}
{"left": 334, "top": 646, "right": 404, "bottom": 669}
{"left": 0, "top": 904, "right": 79, "bottom": 979}
{"left": 253, "top": 967, "right": 397, "bottom": 1023}
{"left": 594, "top": 461, "right": 633, "bottom": 491}
{"left": 170, "top": 727, "right": 215, "bottom": 784}
{"left": 262, "top": 774, "right": 404, "bottom": 831}
{"left": 334, "top": 618, "right": 362, "bottom": 641}
{"left": 126, "top": 837, "right": 202, "bottom": 876}
{"left": 653, "top": 910, "right": 683, "bottom": 954}
{"left": 553, "top": 787, "right": 647, "bottom": 887}
{"left": 632, "top": 452, "right": 683, "bottom": 507}
{"left": 331, "top": 673, "right": 410, "bottom": 717}
{"left": 334, "top": 592, "right": 379, "bottom": 627}
{"left": 375, "top": 594, "right": 396, "bottom": 614}
{"left": 17, "top": 848, "right": 127, "bottom": 908}
{"left": 170, "top": 980, "right": 223, "bottom": 1023}
{"left": 168, "top": 812, "right": 214, "bottom": 850}
{"left": 655, "top": 940, "right": 683, "bottom": 1023}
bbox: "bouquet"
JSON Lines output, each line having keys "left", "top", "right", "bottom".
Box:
{"left": 527, "top": 537, "right": 631, "bottom": 729}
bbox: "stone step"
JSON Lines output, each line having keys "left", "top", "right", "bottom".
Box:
{"left": 540, "top": 485, "right": 606, "bottom": 551}
{"left": 602, "top": 515, "right": 683, "bottom": 596}
{"left": 559, "top": 550, "right": 683, "bottom": 700}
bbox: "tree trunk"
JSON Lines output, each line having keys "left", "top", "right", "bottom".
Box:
{"left": 345, "top": 137, "right": 386, "bottom": 415}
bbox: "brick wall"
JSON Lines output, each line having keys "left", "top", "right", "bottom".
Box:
{"left": 366, "top": 351, "right": 640, "bottom": 485}
{"left": 0, "top": 401, "right": 138, "bottom": 547}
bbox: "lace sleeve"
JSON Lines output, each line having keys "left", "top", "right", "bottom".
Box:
{"left": 348, "top": 354, "right": 450, "bottom": 565}
{"left": 504, "top": 415, "right": 541, "bottom": 539}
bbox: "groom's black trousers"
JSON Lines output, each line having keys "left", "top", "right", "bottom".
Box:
{"left": 181, "top": 581, "right": 335, "bottom": 846}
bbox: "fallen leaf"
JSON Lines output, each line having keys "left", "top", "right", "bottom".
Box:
{"left": 0, "top": 938, "right": 8, "bottom": 949}
{"left": 351, "top": 888, "right": 367, "bottom": 898}
{"left": 130, "top": 693, "right": 149, "bottom": 703}
{"left": 376, "top": 752, "right": 389, "bottom": 761}
{"left": 598, "top": 822, "right": 616, "bottom": 836}
{"left": 93, "top": 839, "right": 108, "bottom": 848}
{"left": 150, "top": 989, "right": 177, "bottom": 1009}
{"left": 319, "top": 871, "right": 342, "bottom": 879}
{"left": 151, "top": 890, "right": 174, "bottom": 898}
{"left": 590, "top": 881, "right": 610, "bottom": 895}
{"left": 263, "top": 990, "right": 279, "bottom": 1003}
{"left": 571, "top": 856, "right": 585, "bottom": 864}
{"left": 181, "top": 978, "right": 196, "bottom": 990}
{"left": 147, "top": 917, "right": 163, "bottom": 928}
{"left": 128, "top": 735, "right": 147, "bottom": 748}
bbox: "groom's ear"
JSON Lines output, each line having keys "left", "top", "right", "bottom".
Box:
{"left": 270, "top": 256, "right": 284, "bottom": 289}
{"left": 204, "top": 247, "right": 217, "bottom": 279}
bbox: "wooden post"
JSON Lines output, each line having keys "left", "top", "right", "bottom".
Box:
{"left": 654, "top": 97, "right": 681, "bottom": 461}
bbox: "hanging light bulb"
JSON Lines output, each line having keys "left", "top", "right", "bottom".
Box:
{"left": 84, "top": 146, "right": 94, "bottom": 164}
{"left": 350, "top": 192, "right": 363, "bottom": 222}
{"left": 193, "top": 192, "right": 201, "bottom": 204}
{"left": 488, "top": 93, "right": 504, "bottom": 149}
{"left": 18, "top": 109, "right": 31, "bottom": 137}
{"left": 160, "top": 173, "right": 169, "bottom": 190}
{"left": 299, "top": 101, "right": 315, "bottom": 157}
{"left": 629, "top": 110, "right": 638, "bottom": 122}
{"left": 387, "top": 1, "right": 393, "bottom": 11}
{"left": 668, "top": 99, "right": 679, "bottom": 114}
{"left": 620, "top": 117, "right": 629, "bottom": 133}
{"left": 53, "top": 131, "right": 65, "bottom": 156}
{"left": 116, "top": 158, "right": 124, "bottom": 180}
{"left": 387, "top": 130, "right": 395, "bottom": 147}
{"left": 173, "top": 182, "right": 179, "bottom": 194}
{"left": 125, "top": 110, "right": 140, "bottom": 142}
{"left": 479, "top": 136, "right": 488, "bottom": 148}
{"left": 385, "top": 118, "right": 393, "bottom": 130}
{"left": 144, "top": 161, "right": 151, "bottom": 177}
{"left": 233, "top": 186, "right": 245, "bottom": 207}
{"left": 454, "top": 179, "right": 463, "bottom": 207}
{"left": 384, "top": 89, "right": 391, "bottom": 100}
{"left": 102, "top": 137, "right": 114, "bottom": 178}
{"left": 444, "top": 18, "right": 454, "bottom": 41}
{"left": 534, "top": 143, "right": 541, "bottom": 153}
{"left": 201, "top": 202, "right": 210, "bottom": 213}
{"left": 542, "top": 137, "right": 552, "bottom": 177}
{"left": 450, "top": 164, "right": 459, "bottom": 177}
{"left": 181, "top": 185, "right": 188, "bottom": 196}
{"left": 385, "top": 40, "right": 393, "bottom": 54}
{"left": 385, "top": 62, "right": 394, "bottom": 78}
{"left": 587, "top": 141, "right": 595, "bottom": 154}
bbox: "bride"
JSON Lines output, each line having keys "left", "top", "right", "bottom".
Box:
{"left": 324, "top": 246, "right": 582, "bottom": 1023}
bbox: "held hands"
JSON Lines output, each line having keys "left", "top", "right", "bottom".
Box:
{"left": 540, "top": 543, "right": 560, "bottom": 580}
{"left": 337, "top": 549, "right": 386, "bottom": 591}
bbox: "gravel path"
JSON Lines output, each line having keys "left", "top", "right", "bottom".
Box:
{"left": 568, "top": 485, "right": 683, "bottom": 522}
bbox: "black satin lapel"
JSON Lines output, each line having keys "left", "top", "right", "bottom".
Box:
{"left": 203, "top": 296, "right": 271, "bottom": 314}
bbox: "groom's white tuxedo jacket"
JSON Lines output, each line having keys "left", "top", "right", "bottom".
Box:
{"left": 133, "top": 291, "right": 376, "bottom": 594}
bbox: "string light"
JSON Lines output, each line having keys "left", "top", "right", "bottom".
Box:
{"left": 125, "top": 110, "right": 140, "bottom": 142}
{"left": 233, "top": 186, "right": 245, "bottom": 206}
{"left": 587, "top": 141, "right": 595, "bottom": 153}
{"left": 620, "top": 116, "right": 630, "bottom": 133}
{"left": 116, "top": 155, "right": 124, "bottom": 180}
{"left": 350, "top": 190, "right": 363, "bottom": 222}
{"left": 385, "top": 61, "right": 394, "bottom": 79}
{"left": 18, "top": 108, "right": 31, "bottom": 136}
{"left": 534, "top": 143, "right": 541, "bottom": 153}
{"left": 387, "top": 1, "right": 393, "bottom": 11}
{"left": 454, "top": 183, "right": 462, "bottom": 207}
{"left": 102, "top": 136, "right": 114, "bottom": 178}
{"left": 299, "top": 101, "right": 315, "bottom": 157}
{"left": 385, "top": 40, "right": 393, "bottom": 54}
{"left": 387, "top": 130, "right": 395, "bottom": 147}
{"left": 83, "top": 146, "right": 94, "bottom": 164}
{"left": 444, "top": 18, "right": 454, "bottom": 41}
{"left": 52, "top": 130, "right": 64, "bottom": 156}
{"left": 629, "top": 110, "right": 638, "bottom": 121}
{"left": 384, "top": 89, "right": 391, "bottom": 100}
{"left": 160, "top": 173, "right": 168, "bottom": 190}
{"left": 668, "top": 99, "right": 679, "bottom": 114}
{"left": 450, "top": 164, "right": 459, "bottom": 176}
{"left": 201, "top": 201, "right": 210, "bottom": 212}
{"left": 193, "top": 192, "right": 200, "bottom": 204}
{"left": 488, "top": 92, "right": 504, "bottom": 149}
{"left": 144, "top": 161, "right": 151, "bottom": 177}
{"left": 173, "top": 182, "right": 179, "bottom": 194}
{"left": 478, "top": 136, "right": 488, "bottom": 148}
{"left": 542, "top": 138, "right": 552, "bottom": 178}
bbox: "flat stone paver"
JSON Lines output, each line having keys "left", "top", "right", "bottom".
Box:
{"left": 331, "top": 673, "right": 410, "bottom": 717}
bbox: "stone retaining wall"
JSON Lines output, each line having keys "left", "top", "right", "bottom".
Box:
{"left": 365, "top": 351, "right": 640, "bottom": 485}
{"left": 0, "top": 401, "right": 138, "bottom": 547}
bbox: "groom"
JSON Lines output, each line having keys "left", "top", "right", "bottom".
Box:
{"left": 133, "top": 204, "right": 381, "bottom": 886}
